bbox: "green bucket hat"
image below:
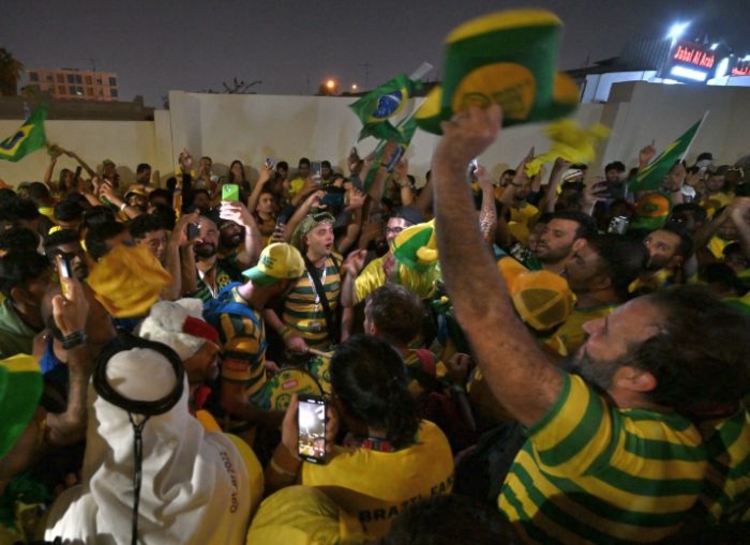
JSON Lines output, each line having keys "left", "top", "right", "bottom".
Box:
{"left": 416, "top": 9, "right": 579, "bottom": 134}
{"left": 0, "top": 354, "right": 43, "bottom": 459}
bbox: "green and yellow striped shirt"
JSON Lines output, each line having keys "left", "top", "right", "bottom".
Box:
{"left": 697, "top": 407, "right": 750, "bottom": 524}
{"left": 282, "top": 255, "right": 341, "bottom": 349}
{"left": 217, "top": 288, "right": 267, "bottom": 401}
{"left": 499, "top": 373, "right": 707, "bottom": 544}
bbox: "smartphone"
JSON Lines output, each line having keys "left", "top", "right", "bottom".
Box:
{"left": 222, "top": 183, "right": 240, "bottom": 202}
{"left": 74, "top": 166, "right": 82, "bottom": 180}
{"left": 311, "top": 161, "right": 323, "bottom": 182}
{"left": 265, "top": 157, "right": 276, "bottom": 169}
{"left": 320, "top": 190, "right": 345, "bottom": 209}
{"left": 187, "top": 222, "right": 200, "bottom": 241}
{"left": 56, "top": 254, "right": 71, "bottom": 298}
{"left": 297, "top": 394, "right": 327, "bottom": 464}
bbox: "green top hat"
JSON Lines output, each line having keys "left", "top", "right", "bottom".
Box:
{"left": 416, "top": 9, "right": 579, "bottom": 134}
{"left": 0, "top": 354, "right": 43, "bottom": 459}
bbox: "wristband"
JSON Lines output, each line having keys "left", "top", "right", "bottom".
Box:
{"left": 269, "top": 457, "right": 297, "bottom": 477}
{"left": 62, "top": 330, "right": 88, "bottom": 349}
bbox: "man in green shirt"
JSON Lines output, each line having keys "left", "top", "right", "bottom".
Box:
{"left": 0, "top": 251, "right": 52, "bottom": 358}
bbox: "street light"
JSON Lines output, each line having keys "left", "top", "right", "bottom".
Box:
{"left": 351, "top": 83, "right": 358, "bottom": 91}
{"left": 667, "top": 22, "right": 689, "bottom": 42}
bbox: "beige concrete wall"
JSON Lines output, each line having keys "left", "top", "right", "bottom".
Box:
{"left": 1, "top": 82, "right": 749, "bottom": 189}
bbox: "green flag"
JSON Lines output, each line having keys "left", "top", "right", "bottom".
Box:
{"left": 629, "top": 118, "right": 703, "bottom": 192}
{"left": 0, "top": 104, "right": 48, "bottom": 162}
{"left": 350, "top": 74, "right": 422, "bottom": 143}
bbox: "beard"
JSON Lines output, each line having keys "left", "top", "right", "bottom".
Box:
{"left": 194, "top": 242, "right": 218, "bottom": 259}
{"left": 565, "top": 347, "right": 629, "bottom": 393}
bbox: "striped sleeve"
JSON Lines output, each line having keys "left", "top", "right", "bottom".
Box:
{"left": 499, "top": 374, "right": 708, "bottom": 544}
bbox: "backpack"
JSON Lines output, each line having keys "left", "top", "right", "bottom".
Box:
{"left": 411, "top": 349, "right": 477, "bottom": 452}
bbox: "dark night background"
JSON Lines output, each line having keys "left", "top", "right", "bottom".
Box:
{"left": 3, "top": 0, "right": 748, "bottom": 106}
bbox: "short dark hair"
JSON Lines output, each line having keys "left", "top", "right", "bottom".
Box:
{"left": 149, "top": 202, "right": 177, "bottom": 232}
{"left": 605, "top": 161, "right": 626, "bottom": 173}
{"left": 86, "top": 221, "right": 127, "bottom": 261}
{"left": 669, "top": 202, "right": 708, "bottom": 224}
{"left": 0, "top": 199, "right": 41, "bottom": 224}
{"left": 298, "top": 157, "right": 310, "bottom": 167}
{"left": 366, "top": 285, "right": 425, "bottom": 346}
{"left": 43, "top": 229, "right": 81, "bottom": 256}
{"left": 331, "top": 335, "right": 419, "bottom": 449}
{"left": 636, "top": 285, "right": 750, "bottom": 414}
{"left": 54, "top": 199, "right": 85, "bottom": 223}
{"left": 136, "top": 163, "right": 151, "bottom": 174}
{"left": 276, "top": 161, "right": 289, "bottom": 171}
{"left": 585, "top": 233, "right": 648, "bottom": 301}
{"left": 550, "top": 210, "right": 597, "bottom": 239}
{"left": 129, "top": 214, "right": 163, "bottom": 240}
{"left": 658, "top": 223, "right": 693, "bottom": 259}
{"left": 0, "top": 251, "right": 50, "bottom": 298}
{"left": 26, "top": 182, "right": 51, "bottom": 203}
{"left": 83, "top": 206, "right": 116, "bottom": 229}
{"left": 0, "top": 228, "right": 40, "bottom": 254}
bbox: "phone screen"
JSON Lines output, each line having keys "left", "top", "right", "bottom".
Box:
{"left": 311, "top": 161, "right": 323, "bottom": 181}
{"left": 297, "top": 395, "right": 327, "bottom": 464}
{"left": 56, "top": 254, "right": 71, "bottom": 298}
{"left": 222, "top": 183, "right": 240, "bottom": 202}
{"left": 187, "top": 223, "right": 200, "bottom": 241}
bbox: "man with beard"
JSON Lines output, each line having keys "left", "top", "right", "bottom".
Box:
{"left": 531, "top": 210, "right": 596, "bottom": 274}
{"left": 191, "top": 214, "right": 241, "bottom": 302}
{"left": 43, "top": 229, "right": 89, "bottom": 282}
{"left": 630, "top": 223, "right": 693, "bottom": 295}
{"left": 432, "top": 105, "right": 750, "bottom": 543}
{"left": 547, "top": 233, "right": 648, "bottom": 356}
{"left": 190, "top": 206, "right": 262, "bottom": 302}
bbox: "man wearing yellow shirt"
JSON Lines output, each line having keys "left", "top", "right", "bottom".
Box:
{"left": 549, "top": 233, "right": 648, "bottom": 356}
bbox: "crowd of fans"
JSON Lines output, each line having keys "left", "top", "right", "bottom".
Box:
{"left": 0, "top": 110, "right": 749, "bottom": 544}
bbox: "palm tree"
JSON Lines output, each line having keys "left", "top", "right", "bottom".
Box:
{"left": 0, "top": 48, "right": 24, "bottom": 97}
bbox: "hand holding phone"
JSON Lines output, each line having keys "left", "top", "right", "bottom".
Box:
{"left": 297, "top": 394, "right": 327, "bottom": 464}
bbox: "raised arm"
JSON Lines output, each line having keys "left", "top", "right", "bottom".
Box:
{"left": 432, "top": 106, "right": 563, "bottom": 428}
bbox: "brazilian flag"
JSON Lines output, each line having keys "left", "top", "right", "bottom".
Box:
{"left": 0, "top": 104, "right": 48, "bottom": 162}
{"left": 629, "top": 118, "right": 703, "bottom": 193}
{"left": 349, "top": 74, "right": 422, "bottom": 143}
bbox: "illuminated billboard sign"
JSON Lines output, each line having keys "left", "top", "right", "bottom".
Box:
{"left": 663, "top": 40, "right": 716, "bottom": 83}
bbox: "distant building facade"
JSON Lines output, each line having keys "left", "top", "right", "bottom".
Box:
{"left": 25, "top": 68, "right": 119, "bottom": 101}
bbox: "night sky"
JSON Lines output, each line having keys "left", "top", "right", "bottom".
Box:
{"left": 3, "top": 0, "right": 748, "bottom": 107}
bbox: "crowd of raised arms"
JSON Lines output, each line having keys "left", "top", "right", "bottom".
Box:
{"left": 1, "top": 106, "right": 749, "bottom": 545}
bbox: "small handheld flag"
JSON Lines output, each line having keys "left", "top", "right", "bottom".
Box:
{"left": 629, "top": 116, "right": 706, "bottom": 193}
{"left": 349, "top": 64, "right": 430, "bottom": 143}
{"left": 0, "top": 104, "right": 48, "bottom": 163}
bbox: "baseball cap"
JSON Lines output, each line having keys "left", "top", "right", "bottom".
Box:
{"left": 242, "top": 243, "right": 305, "bottom": 287}
{"left": 498, "top": 257, "right": 574, "bottom": 332}
{"left": 630, "top": 193, "right": 670, "bottom": 231}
